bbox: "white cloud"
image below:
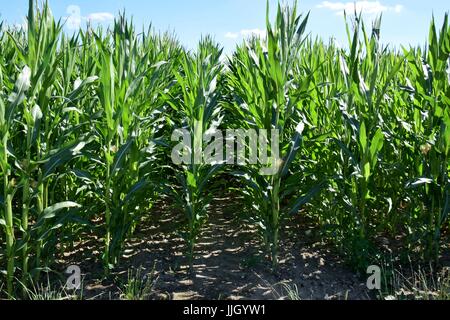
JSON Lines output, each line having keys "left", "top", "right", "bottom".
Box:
{"left": 65, "top": 5, "right": 114, "bottom": 30}
{"left": 317, "top": 1, "right": 403, "bottom": 16}
{"left": 241, "top": 28, "right": 266, "bottom": 38}
{"left": 86, "top": 12, "right": 115, "bottom": 23}
{"left": 66, "top": 5, "right": 82, "bottom": 29}
{"left": 225, "top": 32, "right": 239, "bottom": 39}
{"left": 225, "top": 28, "right": 266, "bottom": 39}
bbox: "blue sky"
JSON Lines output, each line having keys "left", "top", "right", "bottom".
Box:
{"left": 0, "top": 1, "right": 448, "bottom": 52}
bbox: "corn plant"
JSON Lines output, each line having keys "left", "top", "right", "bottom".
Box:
{"left": 91, "top": 15, "right": 181, "bottom": 271}
{"left": 165, "top": 36, "right": 223, "bottom": 271}
{"left": 0, "top": 1, "right": 134, "bottom": 295}
{"left": 330, "top": 14, "right": 392, "bottom": 256}
{"left": 227, "top": 2, "right": 325, "bottom": 268}
{"left": 400, "top": 15, "right": 450, "bottom": 261}
{"left": 0, "top": 65, "right": 26, "bottom": 297}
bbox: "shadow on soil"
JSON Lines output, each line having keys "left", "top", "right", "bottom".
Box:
{"left": 58, "top": 196, "right": 370, "bottom": 300}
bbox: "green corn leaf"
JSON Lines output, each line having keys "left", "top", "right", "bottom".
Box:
{"left": 288, "top": 181, "right": 327, "bottom": 215}
{"left": 440, "top": 190, "right": 450, "bottom": 225}
{"left": 121, "top": 179, "right": 150, "bottom": 206}
{"left": 111, "top": 139, "right": 134, "bottom": 175}
{"left": 34, "top": 201, "right": 81, "bottom": 227}
{"left": 0, "top": 96, "right": 5, "bottom": 127}
{"left": 333, "top": 139, "right": 358, "bottom": 167}
{"left": 280, "top": 121, "right": 304, "bottom": 177}
{"left": 186, "top": 172, "right": 197, "bottom": 189}
{"left": 369, "top": 128, "right": 384, "bottom": 168}
{"left": 363, "top": 162, "right": 371, "bottom": 181}
{"left": 66, "top": 76, "right": 99, "bottom": 103}
{"left": 359, "top": 121, "right": 367, "bottom": 151}
{"left": 43, "top": 141, "right": 87, "bottom": 178}
{"left": 198, "top": 164, "right": 222, "bottom": 193}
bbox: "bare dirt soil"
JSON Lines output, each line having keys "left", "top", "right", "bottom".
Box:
{"left": 58, "top": 196, "right": 371, "bottom": 300}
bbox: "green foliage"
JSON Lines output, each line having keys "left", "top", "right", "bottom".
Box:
{"left": 165, "top": 36, "right": 224, "bottom": 270}
{"left": 227, "top": 2, "right": 325, "bottom": 268}
{"left": 0, "top": 0, "right": 449, "bottom": 299}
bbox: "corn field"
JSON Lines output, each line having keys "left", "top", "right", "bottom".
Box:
{"left": 0, "top": 0, "right": 449, "bottom": 300}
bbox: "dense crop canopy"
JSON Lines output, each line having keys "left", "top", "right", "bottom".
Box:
{"left": 0, "top": 0, "right": 449, "bottom": 299}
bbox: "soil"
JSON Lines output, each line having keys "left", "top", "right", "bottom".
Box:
{"left": 57, "top": 196, "right": 371, "bottom": 300}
